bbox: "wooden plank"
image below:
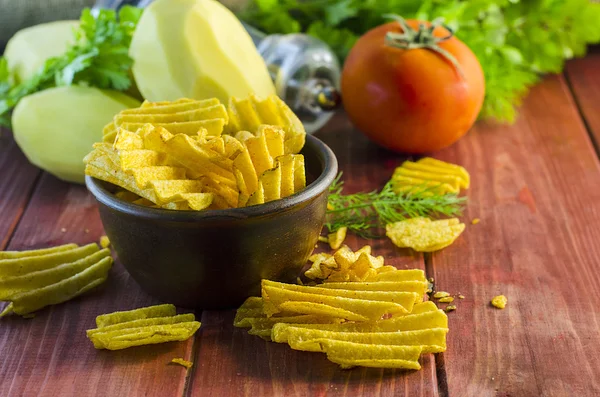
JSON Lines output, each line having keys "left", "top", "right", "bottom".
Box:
{"left": 565, "top": 48, "right": 600, "bottom": 150}
{"left": 429, "top": 75, "right": 600, "bottom": 396}
{"left": 0, "top": 127, "right": 40, "bottom": 249}
{"left": 188, "top": 115, "right": 440, "bottom": 397}
{"left": 0, "top": 173, "right": 194, "bottom": 397}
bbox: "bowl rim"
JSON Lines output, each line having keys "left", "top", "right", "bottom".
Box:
{"left": 85, "top": 134, "right": 338, "bottom": 221}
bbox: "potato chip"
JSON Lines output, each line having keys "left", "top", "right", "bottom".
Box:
{"left": 96, "top": 304, "right": 177, "bottom": 328}
{"left": 276, "top": 301, "right": 370, "bottom": 322}
{"left": 386, "top": 217, "right": 465, "bottom": 252}
{"left": 87, "top": 314, "right": 196, "bottom": 342}
{"left": 244, "top": 133, "right": 273, "bottom": 177}
{"left": 246, "top": 181, "right": 265, "bottom": 206}
{"left": 373, "top": 269, "right": 427, "bottom": 282}
{"left": 391, "top": 158, "right": 470, "bottom": 195}
{"left": 319, "top": 281, "right": 427, "bottom": 295}
{"left": 245, "top": 315, "right": 344, "bottom": 341}
{"left": 328, "top": 227, "right": 347, "bottom": 250}
{"left": 0, "top": 243, "right": 99, "bottom": 278}
{"left": 103, "top": 99, "right": 228, "bottom": 143}
{"left": 90, "top": 322, "right": 201, "bottom": 350}
{"left": 3, "top": 256, "right": 112, "bottom": 316}
{"left": 115, "top": 189, "right": 142, "bottom": 202}
{"left": 0, "top": 248, "right": 111, "bottom": 300}
{"left": 171, "top": 358, "right": 194, "bottom": 369}
{"left": 317, "top": 340, "right": 423, "bottom": 369}
{"left": 262, "top": 283, "right": 417, "bottom": 320}
{"left": 0, "top": 244, "right": 78, "bottom": 260}
{"left": 260, "top": 166, "right": 282, "bottom": 202}
{"left": 274, "top": 325, "right": 448, "bottom": 354}
{"left": 417, "top": 157, "right": 470, "bottom": 188}
{"left": 226, "top": 94, "right": 306, "bottom": 154}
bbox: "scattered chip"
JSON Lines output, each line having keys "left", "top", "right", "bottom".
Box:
{"left": 171, "top": 358, "right": 193, "bottom": 369}
{"left": 328, "top": 227, "right": 347, "bottom": 250}
{"left": 99, "top": 236, "right": 110, "bottom": 248}
{"left": 433, "top": 291, "right": 450, "bottom": 299}
{"left": 235, "top": 244, "right": 449, "bottom": 370}
{"left": 391, "top": 158, "right": 470, "bottom": 195}
{"left": 491, "top": 295, "right": 507, "bottom": 309}
{"left": 472, "top": 218, "right": 480, "bottom": 225}
{"left": 386, "top": 217, "right": 465, "bottom": 252}
{"left": 0, "top": 244, "right": 78, "bottom": 260}
{"left": 88, "top": 305, "right": 200, "bottom": 350}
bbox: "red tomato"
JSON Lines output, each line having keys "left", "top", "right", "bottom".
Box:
{"left": 341, "top": 19, "right": 485, "bottom": 153}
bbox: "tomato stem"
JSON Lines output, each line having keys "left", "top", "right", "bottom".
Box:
{"left": 383, "top": 14, "right": 465, "bottom": 79}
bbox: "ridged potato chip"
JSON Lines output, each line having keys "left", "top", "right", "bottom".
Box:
{"left": 103, "top": 98, "right": 227, "bottom": 143}
{"left": 96, "top": 304, "right": 177, "bottom": 328}
{"left": 89, "top": 304, "right": 200, "bottom": 350}
{"left": 0, "top": 243, "right": 99, "bottom": 278}
{"left": 391, "top": 157, "right": 470, "bottom": 195}
{"left": 1, "top": 256, "right": 113, "bottom": 317}
{"left": 0, "top": 243, "right": 78, "bottom": 260}
{"left": 386, "top": 217, "right": 465, "bottom": 252}
{"left": 0, "top": 248, "right": 111, "bottom": 300}
{"left": 273, "top": 325, "right": 448, "bottom": 354}
{"left": 226, "top": 94, "right": 306, "bottom": 154}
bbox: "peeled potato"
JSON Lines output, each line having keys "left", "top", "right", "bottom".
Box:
{"left": 129, "top": 0, "right": 275, "bottom": 104}
{"left": 4, "top": 20, "right": 79, "bottom": 83}
{"left": 12, "top": 86, "right": 141, "bottom": 184}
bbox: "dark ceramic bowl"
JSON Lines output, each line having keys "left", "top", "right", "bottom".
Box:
{"left": 85, "top": 135, "right": 337, "bottom": 309}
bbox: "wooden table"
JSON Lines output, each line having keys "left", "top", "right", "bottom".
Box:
{"left": 1, "top": 54, "right": 599, "bottom": 397}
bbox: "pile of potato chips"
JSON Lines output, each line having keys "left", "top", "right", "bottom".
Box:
{"left": 235, "top": 245, "right": 448, "bottom": 369}
{"left": 0, "top": 243, "right": 113, "bottom": 318}
{"left": 391, "top": 157, "right": 470, "bottom": 195}
{"left": 386, "top": 217, "right": 465, "bottom": 252}
{"left": 85, "top": 94, "right": 307, "bottom": 210}
{"left": 87, "top": 304, "right": 200, "bottom": 350}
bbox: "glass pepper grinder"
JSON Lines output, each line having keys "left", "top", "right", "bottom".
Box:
{"left": 93, "top": 0, "right": 342, "bottom": 134}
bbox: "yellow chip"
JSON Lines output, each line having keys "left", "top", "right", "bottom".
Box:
{"left": 0, "top": 249, "right": 111, "bottom": 300}
{"left": 276, "top": 301, "right": 369, "bottom": 322}
{"left": 319, "top": 281, "right": 427, "bottom": 295}
{"left": 262, "top": 283, "right": 417, "bottom": 320}
{"left": 260, "top": 166, "right": 281, "bottom": 202}
{"left": 96, "top": 304, "right": 177, "bottom": 328}
{"left": 247, "top": 181, "right": 265, "bottom": 206}
{"left": 274, "top": 325, "right": 448, "bottom": 354}
{"left": 0, "top": 244, "right": 78, "bottom": 260}
{"left": 374, "top": 269, "right": 427, "bottom": 282}
{"left": 258, "top": 125, "right": 285, "bottom": 159}
{"left": 171, "top": 358, "right": 194, "bottom": 369}
{"left": 245, "top": 133, "right": 273, "bottom": 177}
{"left": 3, "top": 256, "right": 113, "bottom": 316}
{"left": 87, "top": 313, "right": 196, "bottom": 338}
{"left": 90, "top": 322, "right": 201, "bottom": 350}
{"left": 417, "top": 157, "right": 470, "bottom": 188}
{"left": 386, "top": 217, "right": 465, "bottom": 252}
{"left": 317, "top": 339, "right": 423, "bottom": 369}
{"left": 0, "top": 243, "right": 99, "bottom": 278}
{"left": 275, "top": 154, "right": 295, "bottom": 197}
{"left": 328, "top": 227, "right": 347, "bottom": 250}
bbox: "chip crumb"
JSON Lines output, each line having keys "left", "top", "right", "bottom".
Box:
{"left": 99, "top": 236, "right": 111, "bottom": 248}
{"left": 171, "top": 358, "right": 193, "bottom": 369}
{"left": 491, "top": 295, "right": 508, "bottom": 309}
{"left": 471, "top": 218, "right": 480, "bottom": 225}
{"left": 444, "top": 305, "right": 457, "bottom": 312}
{"left": 428, "top": 277, "right": 434, "bottom": 283}
{"left": 458, "top": 294, "right": 465, "bottom": 299}
{"left": 438, "top": 297, "right": 454, "bottom": 303}
{"left": 318, "top": 236, "right": 329, "bottom": 243}
{"left": 61, "top": 228, "right": 67, "bottom": 233}
{"left": 433, "top": 291, "right": 450, "bottom": 299}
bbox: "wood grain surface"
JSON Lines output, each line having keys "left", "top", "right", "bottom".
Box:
{"left": 1, "top": 61, "right": 600, "bottom": 396}
{"left": 565, "top": 50, "right": 600, "bottom": 150}
{"left": 429, "top": 75, "right": 600, "bottom": 397}
{"left": 0, "top": 169, "right": 194, "bottom": 397}
{"left": 0, "top": 131, "right": 40, "bottom": 249}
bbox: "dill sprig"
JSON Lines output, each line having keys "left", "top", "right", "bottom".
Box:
{"left": 325, "top": 174, "right": 466, "bottom": 238}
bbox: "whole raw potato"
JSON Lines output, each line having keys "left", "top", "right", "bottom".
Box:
{"left": 12, "top": 86, "right": 140, "bottom": 184}
{"left": 129, "top": 0, "right": 275, "bottom": 104}
{"left": 4, "top": 21, "right": 79, "bottom": 83}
